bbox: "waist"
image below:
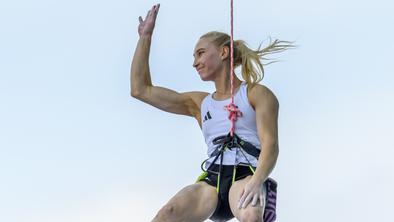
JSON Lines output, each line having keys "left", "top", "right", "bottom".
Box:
{"left": 206, "top": 164, "right": 256, "bottom": 176}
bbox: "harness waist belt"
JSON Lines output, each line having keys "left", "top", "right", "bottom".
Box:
{"left": 210, "top": 133, "right": 260, "bottom": 159}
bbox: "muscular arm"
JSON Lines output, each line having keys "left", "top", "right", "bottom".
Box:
{"left": 130, "top": 5, "right": 208, "bottom": 120}
{"left": 249, "top": 85, "right": 280, "bottom": 182}
{"left": 130, "top": 35, "right": 153, "bottom": 97}
{"left": 130, "top": 36, "right": 207, "bottom": 118}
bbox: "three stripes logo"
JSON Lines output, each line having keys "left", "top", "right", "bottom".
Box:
{"left": 203, "top": 111, "right": 212, "bottom": 123}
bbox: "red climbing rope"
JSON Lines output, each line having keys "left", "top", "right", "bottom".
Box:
{"left": 224, "top": 0, "right": 242, "bottom": 137}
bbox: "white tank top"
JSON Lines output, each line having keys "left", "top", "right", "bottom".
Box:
{"left": 200, "top": 82, "right": 261, "bottom": 166}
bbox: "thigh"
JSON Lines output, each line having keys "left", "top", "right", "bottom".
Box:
{"left": 157, "top": 181, "right": 218, "bottom": 222}
{"left": 228, "top": 176, "right": 266, "bottom": 220}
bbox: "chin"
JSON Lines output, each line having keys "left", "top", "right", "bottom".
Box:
{"left": 200, "top": 76, "right": 213, "bottom": 82}
{"left": 198, "top": 73, "right": 207, "bottom": 81}
{"left": 199, "top": 73, "right": 214, "bottom": 81}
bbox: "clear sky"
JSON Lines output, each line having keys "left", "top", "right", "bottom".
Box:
{"left": 1, "top": 0, "right": 393, "bottom": 221}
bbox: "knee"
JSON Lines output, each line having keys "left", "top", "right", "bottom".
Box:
{"left": 152, "top": 204, "right": 180, "bottom": 222}
{"left": 240, "top": 210, "right": 263, "bottom": 222}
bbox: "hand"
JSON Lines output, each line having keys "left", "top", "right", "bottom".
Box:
{"left": 237, "top": 176, "right": 265, "bottom": 209}
{"left": 138, "top": 4, "right": 160, "bottom": 38}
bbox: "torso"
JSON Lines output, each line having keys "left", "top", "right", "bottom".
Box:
{"left": 199, "top": 82, "right": 261, "bottom": 166}
{"left": 192, "top": 84, "right": 257, "bottom": 128}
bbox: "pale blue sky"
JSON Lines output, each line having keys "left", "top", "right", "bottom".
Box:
{"left": 1, "top": 0, "right": 393, "bottom": 221}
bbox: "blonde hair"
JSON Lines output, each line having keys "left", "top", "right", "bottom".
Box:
{"left": 200, "top": 31, "right": 294, "bottom": 88}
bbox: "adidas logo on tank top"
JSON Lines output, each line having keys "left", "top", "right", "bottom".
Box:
{"left": 203, "top": 111, "right": 212, "bottom": 122}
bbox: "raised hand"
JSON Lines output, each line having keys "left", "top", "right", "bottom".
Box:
{"left": 138, "top": 4, "right": 160, "bottom": 38}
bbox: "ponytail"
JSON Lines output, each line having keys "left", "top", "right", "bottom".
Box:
{"left": 234, "top": 38, "right": 294, "bottom": 88}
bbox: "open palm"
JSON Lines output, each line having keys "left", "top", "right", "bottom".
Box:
{"left": 138, "top": 4, "right": 160, "bottom": 37}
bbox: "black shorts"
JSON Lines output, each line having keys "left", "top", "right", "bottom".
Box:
{"left": 198, "top": 164, "right": 278, "bottom": 222}
{"left": 199, "top": 164, "right": 254, "bottom": 221}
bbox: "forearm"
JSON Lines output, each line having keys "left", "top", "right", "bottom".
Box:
{"left": 254, "top": 142, "right": 279, "bottom": 182}
{"left": 130, "top": 35, "right": 154, "bottom": 97}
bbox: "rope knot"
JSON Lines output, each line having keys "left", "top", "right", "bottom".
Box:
{"left": 224, "top": 103, "right": 243, "bottom": 121}
{"left": 224, "top": 102, "right": 242, "bottom": 136}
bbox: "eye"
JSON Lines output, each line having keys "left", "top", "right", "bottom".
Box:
{"left": 198, "top": 51, "right": 204, "bottom": 56}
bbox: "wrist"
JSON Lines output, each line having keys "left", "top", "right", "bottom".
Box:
{"left": 139, "top": 34, "right": 152, "bottom": 40}
{"left": 252, "top": 171, "right": 267, "bottom": 183}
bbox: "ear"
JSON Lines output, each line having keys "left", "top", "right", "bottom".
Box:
{"left": 220, "top": 45, "right": 230, "bottom": 60}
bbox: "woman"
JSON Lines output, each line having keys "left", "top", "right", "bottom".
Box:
{"left": 131, "top": 4, "right": 292, "bottom": 222}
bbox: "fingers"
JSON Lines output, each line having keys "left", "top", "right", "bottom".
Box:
{"left": 259, "top": 193, "right": 264, "bottom": 207}
{"left": 152, "top": 4, "right": 160, "bottom": 19}
{"left": 241, "top": 193, "right": 253, "bottom": 209}
{"left": 251, "top": 194, "right": 259, "bottom": 206}
{"left": 238, "top": 191, "right": 265, "bottom": 209}
{"left": 149, "top": 4, "right": 159, "bottom": 15}
{"left": 237, "top": 192, "right": 246, "bottom": 209}
{"left": 142, "top": 4, "right": 160, "bottom": 21}
{"left": 144, "top": 10, "right": 150, "bottom": 20}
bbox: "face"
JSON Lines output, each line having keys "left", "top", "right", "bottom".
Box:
{"left": 193, "top": 38, "right": 228, "bottom": 81}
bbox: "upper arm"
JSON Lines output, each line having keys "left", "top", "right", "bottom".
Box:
{"left": 249, "top": 85, "right": 279, "bottom": 148}
{"left": 134, "top": 85, "right": 208, "bottom": 119}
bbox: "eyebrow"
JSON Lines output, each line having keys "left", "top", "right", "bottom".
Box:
{"left": 193, "top": 48, "right": 205, "bottom": 57}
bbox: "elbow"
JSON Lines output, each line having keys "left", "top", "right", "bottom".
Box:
{"left": 265, "top": 141, "right": 279, "bottom": 156}
{"left": 266, "top": 145, "right": 279, "bottom": 163}
{"left": 273, "top": 143, "right": 279, "bottom": 156}
{"left": 130, "top": 86, "right": 145, "bottom": 99}
{"left": 130, "top": 85, "right": 151, "bottom": 99}
{"left": 131, "top": 90, "right": 147, "bottom": 100}
{"left": 130, "top": 90, "right": 140, "bottom": 98}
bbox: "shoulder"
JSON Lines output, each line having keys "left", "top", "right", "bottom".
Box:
{"left": 247, "top": 83, "right": 279, "bottom": 110}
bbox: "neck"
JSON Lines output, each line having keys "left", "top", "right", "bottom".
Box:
{"left": 213, "top": 65, "right": 242, "bottom": 97}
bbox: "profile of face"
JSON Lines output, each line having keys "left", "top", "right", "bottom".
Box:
{"left": 193, "top": 37, "right": 229, "bottom": 81}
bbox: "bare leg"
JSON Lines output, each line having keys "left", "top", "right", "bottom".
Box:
{"left": 152, "top": 181, "right": 218, "bottom": 222}
{"left": 228, "top": 176, "right": 266, "bottom": 222}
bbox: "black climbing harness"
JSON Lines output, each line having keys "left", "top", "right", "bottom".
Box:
{"left": 198, "top": 132, "right": 261, "bottom": 192}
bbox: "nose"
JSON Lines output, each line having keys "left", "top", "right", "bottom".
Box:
{"left": 193, "top": 57, "right": 199, "bottom": 69}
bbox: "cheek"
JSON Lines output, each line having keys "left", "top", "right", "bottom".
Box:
{"left": 205, "top": 53, "right": 221, "bottom": 69}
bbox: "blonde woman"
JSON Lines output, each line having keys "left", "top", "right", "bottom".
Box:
{"left": 131, "top": 4, "right": 292, "bottom": 222}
